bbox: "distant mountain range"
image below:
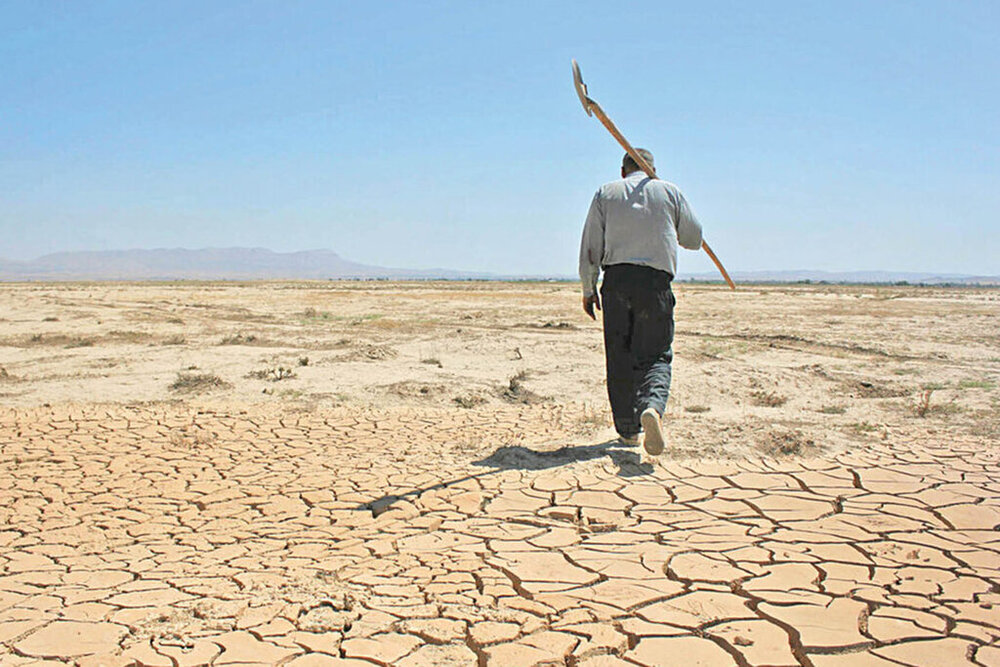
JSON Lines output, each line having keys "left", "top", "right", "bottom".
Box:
{"left": 0, "top": 248, "right": 996, "bottom": 284}
{"left": 0, "top": 248, "right": 494, "bottom": 281}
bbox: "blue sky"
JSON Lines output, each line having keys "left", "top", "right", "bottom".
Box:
{"left": 2, "top": 1, "right": 997, "bottom": 276}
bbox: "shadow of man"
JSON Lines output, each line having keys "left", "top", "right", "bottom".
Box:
{"left": 360, "top": 437, "right": 653, "bottom": 517}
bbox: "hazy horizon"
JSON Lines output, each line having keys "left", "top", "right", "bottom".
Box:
{"left": 2, "top": 2, "right": 998, "bottom": 276}
{"left": 1, "top": 246, "right": 997, "bottom": 283}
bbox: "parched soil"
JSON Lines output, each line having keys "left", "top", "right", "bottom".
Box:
{"left": 1, "top": 281, "right": 998, "bottom": 665}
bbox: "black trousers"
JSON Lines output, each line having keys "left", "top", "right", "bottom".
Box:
{"left": 600, "top": 264, "right": 675, "bottom": 437}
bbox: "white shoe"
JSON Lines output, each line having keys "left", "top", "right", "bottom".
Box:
{"left": 641, "top": 408, "right": 665, "bottom": 455}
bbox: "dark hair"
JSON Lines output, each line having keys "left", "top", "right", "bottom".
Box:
{"left": 623, "top": 148, "right": 655, "bottom": 173}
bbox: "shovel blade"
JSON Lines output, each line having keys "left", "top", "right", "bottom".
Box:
{"left": 572, "top": 59, "right": 593, "bottom": 117}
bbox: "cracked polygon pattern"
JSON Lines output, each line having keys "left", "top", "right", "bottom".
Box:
{"left": 2, "top": 403, "right": 1000, "bottom": 666}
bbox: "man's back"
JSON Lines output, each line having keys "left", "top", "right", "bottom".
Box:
{"left": 579, "top": 171, "right": 703, "bottom": 296}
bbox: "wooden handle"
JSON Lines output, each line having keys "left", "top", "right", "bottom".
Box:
{"left": 590, "top": 104, "right": 736, "bottom": 290}
{"left": 701, "top": 240, "right": 736, "bottom": 290}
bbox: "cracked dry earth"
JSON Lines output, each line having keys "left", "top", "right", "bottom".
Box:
{"left": 1, "top": 282, "right": 999, "bottom": 666}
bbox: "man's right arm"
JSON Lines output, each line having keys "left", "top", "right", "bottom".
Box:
{"left": 579, "top": 190, "right": 605, "bottom": 297}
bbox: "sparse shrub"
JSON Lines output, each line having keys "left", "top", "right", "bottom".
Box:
{"left": 759, "top": 429, "right": 815, "bottom": 456}
{"left": 42, "top": 316, "right": 58, "bottom": 322}
{"left": 247, "top": 366, "right": 297, "bottom": 382}
{"left": 108, "top": 330, "right": 151, "bottom": 343}
{"left": 851, "top": 421, "right": 879, "bottom": 433}
{"left": 421, "top": 357, "right": 443, "bottom": 367}
{"left": 958, "top": 378, "right": 994, "bottom": 390}
{"left": 65, "top": 337, "right": 95, "bottom": 349}
{"left": 499, "top": 371, "right": 545, "bottom": 405}
{"left": 361, "top": 345, "right": 396, "bottom": 360}
{"left": 684, "top": 405, "right": 711, "bottom": 413}
{"left": 751, "top": 390, "right": 787, "bottom": 407}
{"left": 819, "top": 405, "right": 847, "bottom": 415}
{"left": 298, "top": 356, "right": 310, "bottom": 367}
{"left": 169, "top": 372, "right": 230, "bottom": 393}
{"left": 162, "top": 335, "right": 186, "bottom": 345}
{"left": 915, "top": 389, "right": 934, "bottom": 418}
{"left": 914, "top": 388, "right": 963, "bottom": 417}
{"left": 454, "top": 394, "right": 487, "bottom": 409}
{"left": 220, "top": 333, "right": 258, "bottom": 345}
{"left": 577, "top": 404, "right": 609, "bottom": 431}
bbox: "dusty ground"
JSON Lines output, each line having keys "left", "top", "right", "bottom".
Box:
{"left": 1, "top": 280, "right": 999, "bottom": 666}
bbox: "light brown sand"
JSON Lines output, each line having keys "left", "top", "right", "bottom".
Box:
{"left": 1, "top": 281, "right": 998, "bottom": 665}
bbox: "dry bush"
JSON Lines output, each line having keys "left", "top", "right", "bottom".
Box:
{"left": 169, "top": 372, "right": 230, "bottom": 393}
{"left": 819, "top": 405, "right": 847, "bottom": 414}
{"left": 751, "top": 390, "right": 787, "bottom": 407}
{"left": 913, "top": 388, "right": 962, "bottom": 418}
{"left": 247, "top": 367, "right": 296, "bottom": 382}
{"left": 577, "top": 404, "right": 610, "bottom": 431}
{"left": 684, "top": 405, "right": 711, "bottom": 414}
{"left": 220, "top": 333, "right": 258, "bottom": 345}
{"left": 499, "top": 371, "right": 546, "bottom": 405}
{"left": 108, "top": 330, "right": 152, "bottom": 343}
{"left": 360, "top": 345, "right": 396, "bottom": 360}
{"left": 161, "top": 335, "right": 186, "bottom": 345}
{"left": 958, "top": 378, "right": 995, "bottom": 390}
{"left": 453, "top": 394, "right": 487, "bottom": 409}
{"left": 421, "top": 357, "right": 443, "bottom": 367}
{"left": 915, "top": 389, "right": 934, "bottom": 418}
{"left": 387, "top": 381, "right": 445, "bottom": 398}
{"left": 758, "top": 429, "right": 816, "bottom": 457}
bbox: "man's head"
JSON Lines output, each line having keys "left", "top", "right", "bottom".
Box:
{"left": 622, "top": 148, "right": 655, "bottom": 177}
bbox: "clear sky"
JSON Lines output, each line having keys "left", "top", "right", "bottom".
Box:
{"left": 2, "top": 1, "right": 998, "bottom": 276}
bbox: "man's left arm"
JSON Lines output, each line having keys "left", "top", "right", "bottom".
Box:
{"left": 674, "top": 190, "right": 704, "bottom": 250}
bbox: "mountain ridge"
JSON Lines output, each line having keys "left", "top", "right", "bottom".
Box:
{"left": 0, "top": 248, "right": 996, "bottom": 284}
{"left": 0, "top": 247, "right": 495, "bottom": 281}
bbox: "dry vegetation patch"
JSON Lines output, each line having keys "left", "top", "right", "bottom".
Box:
{"left": 751, "top": 390, "right": 788, "bottom": 407}
{"left": 499, "top": 371, "right": 546, "bottom": 405}
{"left": 169, "top": 372, "right": 231, "bottom": 394}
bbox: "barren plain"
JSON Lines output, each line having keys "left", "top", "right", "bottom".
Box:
{"left": 1, "top": 280, "right": 999, "bottom": 666}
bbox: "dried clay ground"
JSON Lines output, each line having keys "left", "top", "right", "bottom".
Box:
{"left": 1, "top": 281, "right": 999, "bottom": 667}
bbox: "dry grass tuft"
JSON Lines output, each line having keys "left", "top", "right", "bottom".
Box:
{"left": 684, "top": 405, "right": 711, "bottom": 414}
{"left": 453, "top": 394, "right": 487, "bottom": 409}
{"left": 751, "top": 390, "right": 788, "bottom": 407}
{"left": 169, "top": 372, "right": 230, "bottom": 393}
{"left": 758, "top": 429, "right": 816, "bottom": 457}
{"left": 499, "top": 371, "right": 546, "bottom": 405}
{"left": 220, "top": 333, "right": 259, "bottom": 345}
{"left": 108, "top": 330, "right": 152, "bottom": 343}
{"left": 915, "top": 389, "right": 934, "bottom": 418}
{"left": 247, "top": 367, "right": 297, "bottom": 382}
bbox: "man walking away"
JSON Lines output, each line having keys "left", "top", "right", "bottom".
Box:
{"left": 579, "top": 149, "right": 703, "bottom": 455}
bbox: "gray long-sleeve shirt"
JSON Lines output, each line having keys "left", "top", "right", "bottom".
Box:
{"left": 579, "top": 171, "right": 703, "bottom": 296}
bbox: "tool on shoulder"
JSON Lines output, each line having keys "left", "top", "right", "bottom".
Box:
{"left": 572, "top": 60, "right": 736, "bottom": 290}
